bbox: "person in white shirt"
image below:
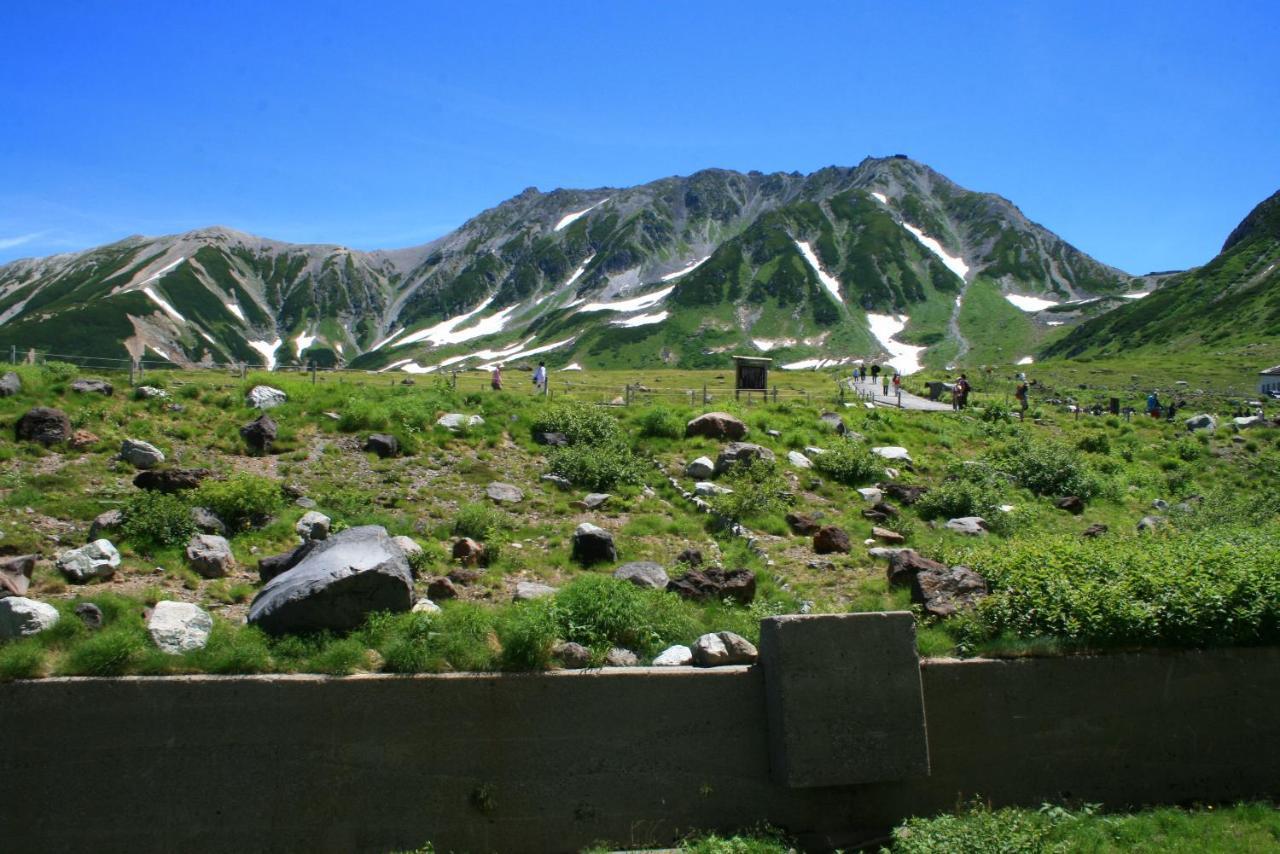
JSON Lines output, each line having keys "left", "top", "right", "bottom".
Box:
{"left": 532, "top": 361, "right": 547, "bottom": 392}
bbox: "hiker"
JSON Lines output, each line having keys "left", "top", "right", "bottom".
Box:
{"left": 1146, "top": 391, "right": 1161, "bottom": 418}
{"left": 491, "top": 363, "right": 503, "bottom": 391}
{"left": 956, "top": 373, "right": 971, "bottom": 409}
{"left": 1015, "top": 380, "right": 1029, "bottom": 415}
{"left": 858, "top": 365, "right": 866, "bottom": 383}
{"left": 882, "top": 371, "right": 890, "bottom": 395}
{"left": 870, "top": 364, "right": 881, "bottom": 384}
{"left": 532, "top": 361, "right": 547, "bottom": 392}
{"left": 1165, "top": 398, "right": 1179, "bottom": 421}
{"left": 892, "top": 372, "right": 902, "bottom": 395}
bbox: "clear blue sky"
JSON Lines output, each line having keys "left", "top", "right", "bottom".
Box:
{"left": 2, "top": 0, "right": 1277, "bottom": 273}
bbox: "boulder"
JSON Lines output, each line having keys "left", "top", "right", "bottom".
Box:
{"left": 0, "top": 371, "right": 21, "bottom": 397}
{"left": 69, "top": 429, "right": 99, "bottom": 449}
{"left": 714, "top": 442, "right": 776, "bottom": 474}
{"left": 1083, "top": 523, "right": 1109, "bottom": 538}
{"left": 871, "top": 501, "right": 899, "bottom": 518}
{"left": 190, "top": 507, "right": 227, "bottom": 536}
{"left": 88, "top": 509, "right": 124, "bottom": 541}
{"left": 147, "top": 601, "right": 212, "bottom": 654}
{"left": 571, "top": 523, "right": 616, "bottom": 565}
{"left": 612, "top": 561, "right": 669, "bottom": 590}
{"left": 685, "top": 456, "right": 716, "bottom": 479}
{"left": 119, "top": 438, "right": 165, "bottom": 469}
{"left": 886, "top": 549, "right": 949, "bottom": 588}
{"left": 1234, "top": 415, "right": 1265, "bottom": 429}
{"left": 258, "top": 542, "right": 314, "bottom": 583}
{"left": 652, "top": 644, "right": 693, "bottom": 666}
{"left": 540, "top": 473, "right": 573, "bottom": 490}
{"left": 1137, "top": 515, "right": 1166, "bottom": 533}
{"left": 15, "top": 407, "right": 70, "bottom": 445}
{"left": 365, "top": 433, "right": 399, "bottom": 458}
{"left": 667, "top": 568, "right": 756, "bottom": 605}
{"left": 247, "top": 525, "right": 414, "bottom": 635}
{"left": 74, "top": 602, "right": 104, "bottom": 630}
{"left": 56, "top": 539, "right": 121, "bottom": 583}
{"left": 604, "top": 648, "right": 638, "bottom": 667}
{"left": 945, "top": 517, "right": 988, "bottom": 536}
{"left": 486, "top": 482, "right": 523, "bottom": 504}
{"left": 685, "top": 412, "right": 747, "bottom": 440}
{"left": 134, "top": 385, "right": 168, "bottom": 399}
{"left": 513, "top": 581, "right": 557, "bottom": 601}
{"left": 1185, "top": 413, "right": 1217, "bottom": 432}
{"left": 70, "top": 378, "right": 113, "bottom": 396}
{"left": 246, "top": 385, "right": 287, "bottom": 410}
{"left": 785, "top": 511, "right": 823, "bottom": 535}
{"left": 872, "top": 446, "right": 912, "bottom": 463}
{"left": 133, "top": 468, "right": 210, "bottom": 493}
{"left": 883, "top": 483, "right": 928, "bottom": 505}
{"left": 857, "top": 487, "right": 884, "bottom": 503}
{"left": 819, "top": 412, "right": 847, "bottom": 435}
{"left": 1055, "top": 496, "right": 1085, "bottom": 514}
{"left": 813, "top": 525, "right": 851, "bottom": 554}
{"left": 295, "top": 511, "right": 332, "bottom": 542}
{"left": 675, "top": 548, "right": 703, "bottom": 567}
{"left": 553, "top": 641, "right": 592, "bottom": 669}
{"left": 533, "top": 431, "right": 568, "bottom": 446}
{"left": 579, "top": 492, "right": 610, "bottom": 510}
{"left": 436, "top": 413, "right": 485, "bottom": 431}
{"left": 427, "top": 577, "right": 460, "bottom": 601}
{"left": 185, "top": 534, "right": 235, "bottom": 579}
{"left": 240, "top": 414, "right": 277, "bottom": 452}
{"left": 911, "top": 566, "right": 989, "bottom": 618}
{"left": 872, "top": 526, "right": 906, "bottom": 544}
{"left": 392, "top": 536, "right": 423, "bottom": 563}
{"left": 787, "top": 450, "right": 812, "bottom": 469}
{"left": 694, "top": 481, "right": 731, "bottom": 496}
{"left": 691, "top": 631, "right": 758, "bottom": 666}
{"left": 868, "top": 546, "right": 910, "bottom": 560}
{"left": 0, "top": 597, "right": 59, "bottom": 639}
{"left": 411, "top": 598, "right": 442, "bottom": 615}
{"left": 804, "top": 446, "right": 828, "bottom": 457}
{"left": 452, "top": 537, "right": 488, "bottom": 567}
{"left": 0, "top": 554, "right": 37, "bottom": 598}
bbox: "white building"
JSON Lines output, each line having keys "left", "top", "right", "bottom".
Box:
{"left": 1259, "top": 365, "right": 1280, "bottom": 395}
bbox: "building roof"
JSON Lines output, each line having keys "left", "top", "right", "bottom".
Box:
{"left": 1261, "top": 365, "right": 1280, "bottom": 376}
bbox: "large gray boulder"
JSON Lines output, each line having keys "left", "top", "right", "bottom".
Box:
{"left": 571, "top": 523, "right": 616, "bottom": 565}
{"left": 691, "top": 631, "right": 758, "bottom": 666}
{"left": 0, "top": 597, "right": 59, "bottom": 639}
{"left": 56, "top": 539, "right": 121, "bottom": 582}
{"left": 436, "top": 413, "right": 484, "bottom": 431}
{"left": 185, "top": 534, "right": 235, "bottom": 578}
{"left": 247, "top": 525, "right": 413, "bottom": 635}
{"left": 246, "top": 385, "right": 287, "bottom": 410}
{"left": 714, "top": 442, "right": 776, "bottom": 474}
{"left": 1185, "top": 413, "right": 1217, "bottom": 432}
{"left": 119, "top": 438, "right": 165, "bottom": 469}
{"left": 685, "top": 412, "right": 747, "bottom": 440}
{"left": 945, "top": 517, "right": 988, "bottom": 536}
{"left": 652, "top": 644, "right": 694, "bottom": 666}
{"left": 911, "top": 565, "right": 989, "bottom": 618}
{"left": 486, "top": 482, "right": 524, "bottom": 504}
{"left": 685, "top": 456, "right": 715, "bottom": 479}
{"left": 612, "top": 561, "right": 669, "bottom": 590}
{"left": 147, "top": 601, "right": 212, "bottom": 654}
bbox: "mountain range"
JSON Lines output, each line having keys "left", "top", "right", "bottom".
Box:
{"left": 1, "top": 156, "right": 1247, "bottom": 375}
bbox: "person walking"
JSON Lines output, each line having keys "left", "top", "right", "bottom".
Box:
{"left": 1146, "top": 391, "right": 1161, "bottom": 418}
{"left": 858, "top": 364, "right": 866, "bottom": 383}
{"left": 1015, "top": 379, "right": 1029, "bottom": 417}
{"left": 532, "top": 360, "right": 547, "bottom": 393}
{"left": 491, "top": 363, "right": 503, "bottom": 391}
{"left": 956, "top": 373, "right": 971, "bottom": 409}
{"left": 870, "top": 363, "right": 881, "bottom": 385}
{"left": 892, "top": 372, "right": 901, "bottom": 397}
{"left": 882, "top": 370, "right": 890, "bottom": 396}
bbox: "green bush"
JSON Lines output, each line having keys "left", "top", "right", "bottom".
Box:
{"left": 710, "top": 458, "right": 792, "bottom": 523}
{"left": 986, "top": 438, "right": 1099, "bottom": 498}
{"left": 547, "top": 441, "right": 646, "bottom": 491}
{"left": 917, "top": 476, "right": 1007, "bottom": 527}
{"left": 1075, "top": 432, "right": 1110, "bottom": 455}
{"left": 531, "top": 400, "right": 621, "bottom": 446}
{"left": 120, "top": 490, "right": 195, "bottom": 550}
{"left": 195, "top": 473, "right": 285, "bottom": 531}
{"left": 811, "top": 440, "right": 883, "bottom": 486}
{"left": 60, "top": 625, "right": 146, "bottom": 676}
{"left": 888, "top": 799, "right": 1063, "bottom": 853}
{"left": 635, "top": 405, "right": 684, "bottom": 439}
{"left": 41, "top": 361, "right": 79, "bottom": 382}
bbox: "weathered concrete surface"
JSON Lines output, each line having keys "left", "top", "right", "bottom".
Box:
{"left": 0, "top": 647, "right": 1277, "bottom": 853}
{"left": 759, "top": 612, "right": 928, "bottom": 786}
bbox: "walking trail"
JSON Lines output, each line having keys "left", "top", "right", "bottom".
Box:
{"left": 846, "top": 377, "right": 954, "bottom": 412}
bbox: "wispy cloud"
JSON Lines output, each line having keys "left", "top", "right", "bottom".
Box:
{"left": 0, "top": 232, "right": 47, "bottom": 250}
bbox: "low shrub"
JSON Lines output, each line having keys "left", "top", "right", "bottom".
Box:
{"left": 811, "top": 441, "right": 883, "bottom": 486}
{"left": 531, "top": 400, "right": 621, "bottom": 446}
{"left": 709, "top": 458, "right": 792, "bottom": 523}
{"left": 195, "top": 473, "right": 285, "bottom": 531}
{"left": 546, "top": 442, "right": 646, "bottom": 491}
{"left": 985, "top": 438, "right": 1099, "bottom": 498}
{"left": 635, "top": 405, "right": 684, "bottom": 439}
{"left": 120, "top": 490, "right": 196, "bottom": 550}
{"left": 1075, "top": 433, "right": 1110, "bottom": 455}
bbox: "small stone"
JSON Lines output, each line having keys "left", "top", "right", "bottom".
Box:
{"left": 69, "top": 429, "right": 100, "bottom": 449}
{"left": 765, "top": 429, "right": 782, "bottom": 438}
{"left": 513, "top": 581, "right": 557, "bottom": 601}
{"left": 685, "top": 456, "right": 715, "bottom": 479}
{"left": 295, "top": 511, "right": 332, "bottom": 542}
{"left": 819, "top": 412, "right": 847, "bottom": 434}
{"left": 533, "top": 431, "right": 568, "bottom": 446}
{"left": 240, "top": 414, "right": 277, "bottom": 452}
{"left": 612, "top": 561, "right": 669, "bottom": 590}
{"left": 133, "top": 468, "right": 211, "bottom": 493}
{"left": 883, "top": 483, "right": 928, "bottom": 505}
{"left": 685, "top": 412, "right": 748, "bottom": 440}
{"left": 190, "top": 507, "right": 227, "bottom": 536}
{"left": 714, "top": 442, "right": 775, "bottom": 474}
{"left": 119, "top": 438, "right": 165, "bottom": 469}
{"left": 785, "top": 512, "right": 823, "bottom": 535}
{"left": 675, "top": 548, "right": 702, "bottom": 567}
{"left": 553, "top": 641, "right": 592, "bottom": 669}
{"left": 886, "top": 549, "right": 949, "bottom": 588}
{"left": 486, "top": 482, "right": 524, "bottom": 504}
{"left": 246, "top": 385, "right": 287, "bottom": 410}
{"left": 813, "top": 525, "right": 851, "bottom": 554}
{"left": 88, "top": 509, "right": 124, "bottom": 541}
{"left": 185, "top": 534, "right": 235, "bottom": 578}
{"left": 452, "top": 537, "right": 488, "bottom": 567}
{"left": 74, "top": 602, "right": 104, "bottom": 629}
{"left": 945, "top": 517, "right": 988, "bottom": 536}
{"left": 70, "top": 378, "right": 113, "bottom": 396}
{"left": 691, "top": 631, "right": 758, "bottom": 666}
{"left": 0, "top": 596, "right": 59, "bottom": 639}
{"left": 872, "top": 446, "right": 912, "bottom": 464}
{"left": 1137, "top": 515, "right": 1166, "bottom": 533}
{"left": 0, "top": 554, "right": 38, "bottom": 597}
{"left": 694, "top": 481, "right": 732, "bottom": 496}
{"left": 411, "top": 598, "right": 442, "bottom": 615}
{"left": 435, "top": 413, "right": 485, "bottom": 431}
{"left": 581, "top": 493, "right": 611, "bottom": 509}
{"left": 604, "top": 647, "right": 638, "bottom": 667}
{"left": 911, "top": 566, "right": 989, "bottom": 618}
{"left": 540, "top": 474, "right": 572, "bottom": 490}
{"left": 667, "top": 568, "right": 756, "bottom": 605}
{"left": 652, "top": 644, "right": 693, "bottom": 666}
{"left": 146, "top": 601, "right": 213, "bottom": 654}
{"left": 56, "top": 539, "right": 121, "bottom": 582}
{"left": 1152, "top": 499, "right": 1169, "bottom": 511}
{"left": 857, "top": 487, "right": 883, "bottom": 503}
{"left": 427, "top": 577, "right": 460, "bottom": 600}
{"left": 571, "top": 522, "right": 616, "bottom": 566}
{"left": 1184, "top": 413, "right": 1216, "bottom": 432}
{"left": 804, "top": 446, "right": 828, "bottom": 456}
{"left": 872, "top": 527, "right": 906, "bottom": 544}
{"left": 1055, "top": 496, "right": 1085, "bottom": 514}
{"left": 134, "top": 385, "right": 168, "bottom": 399}
{"left": 1082, "top": 523, "right": 1109, "bottom": 538}
{"left": 0, "top": 371, "right": 21, "bottom": 397}
{"left": 787, "top": 450, "right": 812, "bottom": 469}
{"left": 365, "top": 433, "right": 399, "bottom": 458}
{"left": 867, "top": 546, "right": 909, "bottom": 559}
{"left": 392, "top": 536, "right": 423, "bottom": 561}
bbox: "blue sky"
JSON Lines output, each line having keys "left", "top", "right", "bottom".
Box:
{"left": 1, "top": 0, "right": 1277, "bottom": 272}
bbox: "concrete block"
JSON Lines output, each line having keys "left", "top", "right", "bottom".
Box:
{"left": 759, "top": 611, "right": 929, "bottom": 787}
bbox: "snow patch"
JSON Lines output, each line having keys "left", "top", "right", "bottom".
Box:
{"left": 565, "top": 255, "right": 594, "bottom": 287}
{"left": 611, "top": 311, "right": 668, "bottom": 328}
{"left": 293, "top": 330, "right": 317, "bottom": 356}
{"left": 899, "top": 222, "right": 969, "bottom": 281}
{"left": 1121, "top": 292, "right": 1151, "bottom": 299}
{"left": 1016, "top": 356, "right": 1035, "bottom": 365}
{"left": 247, "top": 338, "right": 282, "bottom": 371}
{"left": 871, "top": 192, "right": 888, "bottom": 204}
{"left": 780, "top": 357, "right": 861, "bottom": 371}
{"left": 369, "top": 328, "right": 404, "bottom": 352}
{"left": 865, "top": 313, "right": 925, "bottom": 375}
{"left": 1004, "top": 294, "right": 1060, "bottom": 312}
{"left": 379, "top": 358, "right": 414, "bottom": 373}
{"left": 752, "top": 338, "right": 796, "bottom": 351}
{"left": 578, "top": 285, "right": 674, "bottom": 314}
{"left": 475, "top": 336, "right": 576, "bottom": 370}
{"left": 142, "top": 287, "right": 186, "bottom": 323}
{"left": 560, "top": 363, "right": 583, "bottom": 371}
{"left": 794, "top": 240, "right": 842, "bottom": 302}
{"left": 659, "top": 255, "right": 711, "bottom": 282}
{"left": 555, "top": 198, "right": 610, "bottom": 231}
{"left": 395, "top": 298, "right": 519, "bottom": 348}
{"left": 134, "top": 257, "right": 186, "bottom": 288}
{"left": 225, "top": 303, "right": 245, "bottom": 323}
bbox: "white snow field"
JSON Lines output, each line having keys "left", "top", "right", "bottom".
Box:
{"left": 293, "top": 330, "right": 317, "bottom": 356}
{"left": 899, "top": 223, "right": 970, "bottom": 281}
{"left": 1004, "top": 294, "right": 1060, "bottom": 312}
{"left": 1121, "top": 292, "right": 1151, "bottom": 299}
{"left": 1017, "top": 356, "right": 1035, "bottom": 365}
{"left": 577, "top": 285, "right": 674, "bottom": 314}
{"left": 659, "top": 255, "right": 711, "bottom": 282}
{"left": 554, "top": 198, "right": 610, "bottom": 231}
{"left": 225, "top": 303, "right": 246, "bottom": 322}
{"left": 565, "top": 256, "right": 594, "bottom": 287}
{"left": 865, "top": 313, "right": 925, "bottom": 375}
{"left": 561, "top": 363, "right": 583, "bottom": 371}
{"left": 247, "top": 338, "right": 282, "bottom": 371}
{"left": 752, "top": 338, "right": 797, "bottom": 351}
{"left": 395, "top": 299, "right": 519, "bottom": 349}
{"left": 794, "top": 240, "right": 842, "bottom": 302}
{"left": 871, "top": 192, "right": 888, "bottom": 204}
{"left": 780, "top": 357, "right": 861, "bottom": 371}
{"left": 611, "top": 311, "right": 668, "bottom": 328}
{"left": 142, "top": 287, "right": 186, "bottom": 323}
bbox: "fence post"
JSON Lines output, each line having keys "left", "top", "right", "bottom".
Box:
{"left": 129, "top": 361, "right": 136, "bottom": 386}
{"left": 702, "top": 384, "right": 708, "bottom": 405}
{"left": 311, "top": 361, "right": 317, "bottom": 385}
{"left": 8, "top": 345, "right": 14, "bottom": 365}
{"left": 240, "top": 362, "right": 246, "bottom": 380}
{"left": 625, "top": 384, "right": 631, "bottom": 406}
{"left": 772, "top": 386, "right": 777, "bottom": 403}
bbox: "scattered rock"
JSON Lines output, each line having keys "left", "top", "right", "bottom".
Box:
{"left": 787, "top": 450, "right": 812, "bottom": 469}
{"left": 56, "top": 539, "right": 121, "bottom": 582}
{"left": 85, "top": 510, "right": 122, "bottom": 542}
{"left": 1151, "top": 498, "right": 1169, "bottom": 511}
{"left": 872, "top": 446, "right": 912, "bottom": 464}
{"left": 513, "top": 581, "right": 557, "bottom": 601}
{"left": 714, "top": 442, "right": 776, "bottom": 474}
{"left": 147, "top": 601, "right": 212, "bottom": 654}
{"left": 1082, "top": 523, "right": 1109, "bottom": 538}
{"left": 436, "top": 413, "right": 485, "bottom": 431}
{"left": 883, "top": 483, "right": 928, "bottom": 505}
{"left": 392, "top": 536, "right": 423, "bottom": 563}
{"left": 1137, "top": 515, "right": 1166, "bottom": 533}
{"left": 868, "top": 546, "right": 910, "bottom": 560}
{"left": 871, "top": 501, "right": 899, "bottom": 518}
{"left": 911, "top": 565, "right": 989, "bottom": 618}
{"left": 74, "top": 602, "right": 104, "bottom": 630}
{"left": 447, "top": 567, "right": 484, "bottom": 586}
{"left": 694, "top": 481, "right": 732, "bottom": 497}
{"left": 813, "top": 525, "right": 851, "bottom": 554}
{"left": 1055, "top": 496, "right": 1085, "bottom": 514}
{"left": 68, "top": 429, "right": 99, "bottom": 449}
{"left": 1185, "top": 413, "right": 1217, "bottom": 432}
{"left": 15, "top": 407, "right": 70, "bottom": 445}
{"left": 134, "top": 385, "right": 168, "bottom": 399}
{"left": 691, "top": 631, "right": 758, "bottom": 666}
{"left": 0, "top": 371, "right": 21, "bottom": 397}
{"left": 133, "top": 468, "right": 211, "bottom": 493}
{"left": 246, "top": 385, "right": 287, "bottom": 410}
{"left": 258, "top": 542, "right": 314, "bottom": 583}
{"left": 452, "top": 538, "right": 488, "bottom": 567}
{"left": 486, "top": 482, "right": 524, "bottom": 504}
{"left": 804, "top": 446, "right": 827, "bottom": 456}
{"left": 553, "top": 641, "right": 591, "bottom": 669}
{"left": 1234, "top": 415, "right": 1265, "bottom": 429}
{"left": 886, "top": 549, "right": 949, "bottom": 588}
{"left": 685, "top": 456, "right": 716, "bottom": 479}
{"left": 579, "top": 492, "right": 610, "bottom": 510}
{"left": 427, "top": 577, "right": 460, "bottom": 600}
{"left": 190, "top": 507, "right": 227, "bottom": 536}
{"left": 685, "top": 411, "right": 748, "bottom": 440}
{"left": 119, "top": 438, "right": 165, "bottom": 469}
{"left": 612, "top": 561, "right": 669, "bottom": 590}
{"left": 652, "top": 644, "right": 693, "bottom": 666}
{"left": 765, "top": 429, "right": 782, "bottom": 438}
{"left": 70, "top": 378, "right": 113, "bottom": 396}
{"left": 675, "top": 548, "right": 703, "bottom": 567}
{"left": 247, "top": 525, "right": 414, "bottom": 634}
{"left": 240, "top": 414, "right": 277, "bottom": 452}
{"left": 571, "top": 522, "right": 616, "bottom": 565}
{"left": 0, "top": 596, "right": 59, "bottom": 639}
{"left": 819, "top": 412, "right": 847, "bottom": 435}
{"left": 185, "top": 534, "right": 235, "bottom": 578}
{"left": 667, "top": 568, "right": 756, "bottom": 605}
{"left": 785, "top": 512, "right": 822, "bottom": 535}
{"left": 533, "top": 431, "right": 568, "bottom": 446}
{"left": 945, "top": 517, "right": 988, "bottom": 536}
{"left": 857, "top": 487, "right": 884, "bottom": 503}
{"left": 365, "top": 433, "right": 400, "bottom": 458}
{"left": 604, "top": 647, "right": 638, "bottom": 667}
{"left": 295, "top": 511, "right": 331, "bottom": 542}
{"left": 539, "top": 473, "right": 573, "bottom": 490}
{"left": 0, "top": 554, "right": 37, "bottom": 597}
{"left": 411, "top": 598, "right": 442, "bottom": 615}
{"left": 873, "top": 526, "right": 906, "bottom": 544}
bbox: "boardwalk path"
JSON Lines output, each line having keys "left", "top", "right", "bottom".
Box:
{"left": 845, "top": 377, "right": 955, "bottom": 412}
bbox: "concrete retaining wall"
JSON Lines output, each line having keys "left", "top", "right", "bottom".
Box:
{"left": 2, "top": 635, "right": 1277, "bottom": 852}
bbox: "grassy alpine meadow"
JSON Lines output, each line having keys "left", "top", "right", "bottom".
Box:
{"left": 0, "top": 350, "right": 1278, "bottom": 678}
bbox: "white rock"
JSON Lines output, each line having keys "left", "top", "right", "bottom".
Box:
{"left": 1234, "top": 416, "right": 1264, "bottom": 429}
{"left": 691, "top": 631, "right": 758, "bottom": 666}
{"left": 857, "top": 487, "right": 883, "bottom": 503}
{"left": 119, "top": 438, "right": 165, "bottom": 469}
{"left": 295, "top": 511, "right": 331, "bottom": 541}
{"left": 392, "top": 536, "right": 423, "bottom": 559}
{"left": 185, "top": 534, "right": 235, "bottom": 578}
{"left": 787, "top": 450, "right": 812, "bottom": 469}
{"left": 652, "top": 645, "right": 694, "bottom": 666}
{"left": 803, "top": 446, "right": 827, "bottom": 456}
{"left": 513, "top": 581, "right": 557, "bottom": 601}
{"left": 0, "top": 596, "right": 60, "bottom": 639}
{"left": 685, "top": 456, "right": 715, "bottom": 479}
{"left": 56, "top": 539, "right": 121, "bottom": 582}
{"left": 694, "top": 481, "right": 732, "bottom": 496}
{"left": 872, "top": 446, "right": 912, "bottom": 463}
{"left": 246, "top": 385, "right": 288, "bottom": 410}
{"left": 411, "top": 598, "right": 442, "bottom": 614}
{"left": 147, "top": 601, "right": 212, "bottom": 654}
{"left": 436, "top": 413, "right": 484, "bottom": 431}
